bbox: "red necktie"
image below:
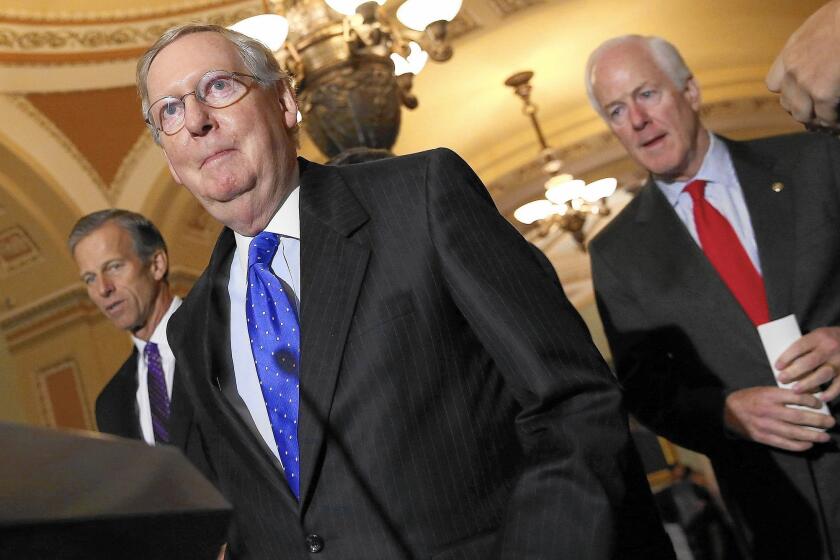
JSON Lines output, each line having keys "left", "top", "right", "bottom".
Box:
{"left": 684, "top": 179, "right": 769, "bottom": 326}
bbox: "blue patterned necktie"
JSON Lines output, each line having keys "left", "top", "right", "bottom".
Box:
{"left": 246, "top": 232, "right": 301, "bottom": 499}
{"left": 144, "top": 342, "right": 170, "bottom": 444}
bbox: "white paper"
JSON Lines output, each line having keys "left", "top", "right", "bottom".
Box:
{"left": 757, "top": 314, "right": 830, "bottom": 421}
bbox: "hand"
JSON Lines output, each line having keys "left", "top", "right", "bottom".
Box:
{"left": 766, "top": 0, "right": 840, "bottom": 128}
{"left": 217, "top": 543, "right": 227, "bottom": 560}
{"left": 776, "top": 326, "right": 840, "bottom": 402}
{"left": 724, "top": 387, "right": 834, "bottom": 452}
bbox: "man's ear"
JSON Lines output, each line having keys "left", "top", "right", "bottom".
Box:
{"left": 163, "top": 151, "right": 183, "bottom": 185}
{"left": 684, "top": 76, "right": 702, "bottom": 111}
{"left": 149, "top": 249, "right": 168, "bottom": 282}
{"left": 277, "top": 83, "right": 299, "bottom": 130}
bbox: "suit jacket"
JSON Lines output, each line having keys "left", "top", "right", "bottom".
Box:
{"left": 95, "top": 349, "right": 206, "bottom": 469}
{"left": 169, "top": 148, "right": 673, "bottom": 559}
{"left": 591, "top": 133, "right": 840, "bottom": 559}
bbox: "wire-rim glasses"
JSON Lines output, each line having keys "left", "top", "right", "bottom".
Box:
{"left": 145, "top": 70, "right": 258, "bottom": 136}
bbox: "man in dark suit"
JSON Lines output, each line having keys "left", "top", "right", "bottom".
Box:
{"left": 69, "top": 210, "right": 192, "bottom": 449}
{"left": 136, "top": 24, "right": 673, "bottom": 559}
{"left": 586, "top": 35, "right": 840, "bottom": 558}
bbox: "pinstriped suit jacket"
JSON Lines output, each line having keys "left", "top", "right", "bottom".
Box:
{"left": 169, "top": 148, "right": 673, "bottom": 559}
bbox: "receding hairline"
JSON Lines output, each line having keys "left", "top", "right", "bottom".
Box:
{"left": 589, "top": 39, "right": 654, "bottom": 103}
{"left": 585, "top": 34, "right": 693, "bottom": 118}
{"left": 145, "top": 31, "right": 244, "bottom": 85}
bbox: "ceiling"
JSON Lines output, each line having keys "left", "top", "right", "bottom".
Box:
{"left": 0, "top": 0, "right": 818, "bottom": 331}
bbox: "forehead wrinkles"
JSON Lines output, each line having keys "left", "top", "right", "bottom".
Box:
{"left": 148, "top": 34, "right": 245, "bottom": 98}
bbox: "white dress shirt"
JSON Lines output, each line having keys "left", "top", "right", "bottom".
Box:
{"left": 131, "top": 295, "right": 182, "bottom": 446}
{"left": 655, "top": 132, "right": 763, "bottom": 273}
{"left": 228, "top": 186, "right": 301, "bottom": 464}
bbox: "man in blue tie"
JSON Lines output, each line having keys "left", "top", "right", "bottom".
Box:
{"left": 138, "top": 23, "right": 673, "bottom": 559}
{"left": 69, "top": 209, "right": 182, "bottom": 446}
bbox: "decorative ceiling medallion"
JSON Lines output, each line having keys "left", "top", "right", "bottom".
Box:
{"left": 0, "top": 225, "right": 42, "bottom": 275}
{"left": 0, "top": 2, "right": 262, "bottom": 58}
{"left": 488, "top": 0, "right": 545, "bottom": 17}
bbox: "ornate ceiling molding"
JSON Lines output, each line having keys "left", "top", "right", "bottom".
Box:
{"left": 0, "top": 0, "right": 263, "bottom": 64}
{"left": 0, "top": 95, "right": 108, "bottom": 213}
{"left": 0, "top": 0, "right": 256, "bottom": 24}
{"left": 112, "top": 131, "right": 167, "bottom": 207}
{"left": 0, "top": 225, "right": 42, "bottom": 277}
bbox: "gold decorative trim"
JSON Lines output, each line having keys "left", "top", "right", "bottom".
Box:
{"left": 9, "top": 95, "right": 108, "bottom": 197}
{"left": 447, "top": 9, "right": 481, "bottom": 41}
{"left": 110, "top": 130, "right": 157, "bottom": 201}
{"left": 34, "top": 358, "right": 93, "bottom": 430}
{"left": 0, "top": 0, "right": 260, "bottom": 25}
{"left": 0, "top": 225, "right": 42, "bottom": 276}
{"left": 0, "top": 2, "right": 264, "bottom": 62}
{"left": 488, "top": 0, "right": 546, "bottom": 17}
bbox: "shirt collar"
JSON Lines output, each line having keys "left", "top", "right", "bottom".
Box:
{"left": 132, "top": 295, "right": 182, "bottom": 354}
{"left": 234, "top": 185, "right": 300, "bottom": 276}
{"left": 655, "top": 131, "right": 733, "bottom": 207}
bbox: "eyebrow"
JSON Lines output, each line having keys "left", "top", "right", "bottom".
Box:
{"left": 603, "top": 81, "right": 654, "bottom": 110}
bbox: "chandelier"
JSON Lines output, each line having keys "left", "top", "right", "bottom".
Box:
{"left": 231, "top": 0, "right": 462, "bottom": 161}
{"left": 505, "top": 71, "right": 617, "bottom": 251}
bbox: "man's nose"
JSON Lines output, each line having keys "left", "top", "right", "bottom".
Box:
{"left": 183, "top": 95, "right": 214, "bottom": 137}
{"left": 96, "top": 277, "right": 114, "bottom": 298}
{"left": 628, "top": 103, "right": 649, "bottom": 130}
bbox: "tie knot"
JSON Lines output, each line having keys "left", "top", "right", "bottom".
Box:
{"left": 683, "top": 179, "right": 707, "bottom": 201}
{"left": 249, "top": 232, "right": 280, "bottom": 268}
{"left": 144, "top": 342, "right": 160, "bottom": 359}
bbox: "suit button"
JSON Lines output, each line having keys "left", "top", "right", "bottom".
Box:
{"left": 305, "top": 534, "right": 324, "bottom": 553}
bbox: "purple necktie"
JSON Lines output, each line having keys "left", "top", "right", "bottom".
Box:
{"left": 144, "top": 342, "right": 170, "bottom": 444}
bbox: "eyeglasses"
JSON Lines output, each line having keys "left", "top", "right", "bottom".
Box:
{"left": 145, "top": 70, "right": 259, "bottom": 136}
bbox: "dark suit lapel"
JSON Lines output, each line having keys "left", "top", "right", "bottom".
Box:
{"left": 634, "top": 179, "right": 757, "bottom": 334}
{"left": 296, "top": 158, "right": 370, "bottom": 505}
{"left": 724, "top": 138, "right": 795, "bottom": 320}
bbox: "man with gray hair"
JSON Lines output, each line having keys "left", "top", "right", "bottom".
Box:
{"left": 134, "top": 22, "right": 674, "bottom": 560}
{"left": 587, "top": 34, "right": 840, "bottom": 558}
{"left": 69, "top": 209, "right": 190, "bottom": 448}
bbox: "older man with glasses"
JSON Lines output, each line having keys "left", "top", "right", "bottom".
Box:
{"left": 137, "top": 23, "right": 673, "bottom": 559}
{"left": 587, "top": 34, "right": 840, "bottom": 560}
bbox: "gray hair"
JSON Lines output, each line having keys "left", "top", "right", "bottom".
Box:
{"left": 585, "top": 35, "right": 692, "bottom": 118}
{"left": 136, "top": 22, "right": 294, "bottom": 143}
{"left": 68, "top": 209, "right": 169, "bottom": 281}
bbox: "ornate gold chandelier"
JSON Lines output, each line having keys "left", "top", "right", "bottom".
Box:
{"left": 232, "top": 0, "right": 462, "bottom": 161}
{"left": 506, "top": 71, "right": 617, "bottom": 251}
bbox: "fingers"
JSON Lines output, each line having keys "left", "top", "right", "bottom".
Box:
{"left": 765, "top": 55, "right": 785, "bottom": 92}
{"left": 791, "top": 364, "right": 837, "bottom": 394}
{"left": 776, "top": 332, "right": 815, "bottom": 370}
{"left": 821, "top": 369, "right": 840, "bottom": 402}
{"left": 724, "top": 387, "right": 834, "bottom": 452}
{"left": 813, "top": 96, "right": 840, "bottom": 126}
{"left": 779, "top": 74, "right": 815, "bottom": 124}
{"left": 777, "top": 327, "right": 840, "bottom": 375}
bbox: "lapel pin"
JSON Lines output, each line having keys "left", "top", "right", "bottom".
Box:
{"left": 771, "top": 181, "right": 784, "bottom": 192}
